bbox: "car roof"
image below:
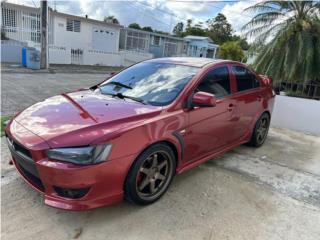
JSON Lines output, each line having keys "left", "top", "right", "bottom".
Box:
{"left": 145, "top": 57, "right": 231, "bottom": 68}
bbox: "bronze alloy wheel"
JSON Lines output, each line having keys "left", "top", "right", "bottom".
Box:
{"left": 125, "top": 143, "right": 176, "bottom": 205}
{"left": 256, "top": 115, "right": 269, "bottom": 145}
{"left": 135, "top": 151, "right": 172, "bottom": 201}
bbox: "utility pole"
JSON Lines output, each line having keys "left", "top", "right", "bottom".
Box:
{"left": 40, "top": 0, "right": 48, "bottom": 69}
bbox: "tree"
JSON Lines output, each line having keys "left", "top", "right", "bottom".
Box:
{"left": 173, "top": 22, "right": 184, "bottom": 37}
{"left": 242, "top": 1, "right": 320, "bottom": 84}
{"left": 207, "top": 13, "right": 233, "bottom": 45}
{"left": 219, "top": 41, "right": 245, "bottom": 62}
{"left": 103, "top": 16, "right": 119, "bottom": 24}
{"left": 184, "top": 21, "right": 206, "bottom": 37}
{"left": 128, "top": 23, "right": 141, "bottom": 30}
{"left": 231, "top": 35, "right": 250, "bottom": 50}
{"left": 154, "top": 30, "right": 170, "bottom": 35}
{"left": 142, "top": 26, "right": 153, "bottom": 32}
{"left": 186, "top": 19, "right": 192, "bottom": 29}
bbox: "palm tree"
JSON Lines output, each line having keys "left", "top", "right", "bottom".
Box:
{"left": 242, "top": 1, "right": 320, "bottom": 84}
{"left": 104, "top": 16, "right": 119, "bottom": 24}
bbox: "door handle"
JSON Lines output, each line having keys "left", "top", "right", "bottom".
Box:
{"left": 257, "top": 95, "right": 263, "bottom": 101}
{"left": 227, "top": 103, "right": 235, "bottom": 111}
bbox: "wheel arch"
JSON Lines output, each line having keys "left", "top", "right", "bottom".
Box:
{"left": 123, "top": 139, "right": 179, "bottom": 192}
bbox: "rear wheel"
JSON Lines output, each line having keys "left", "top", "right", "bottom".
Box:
{"left": 248, "top": 112, "right": 270, "bottom": 147}
{"left": 124, "top": 143, "right": 176, "bottom": 205}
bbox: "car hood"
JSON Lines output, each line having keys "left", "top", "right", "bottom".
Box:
{"left": 14, "top": 90, "right": 161, "bottom": 147}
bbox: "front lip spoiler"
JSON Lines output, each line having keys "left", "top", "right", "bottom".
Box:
{"left": 44, "top": 192, "right": 123, "bottom": 211}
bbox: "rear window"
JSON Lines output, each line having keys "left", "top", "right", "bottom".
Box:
{"left": 233, "top": 66, "right": 260, "bottom": 92}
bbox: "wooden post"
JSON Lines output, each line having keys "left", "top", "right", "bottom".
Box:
{"left": 40, "top": 0, "right": 48, "bottom": 69}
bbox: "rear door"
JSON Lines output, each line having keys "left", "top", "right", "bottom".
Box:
{"left": 230, "top": 65, "right": 263, "bottom": 137}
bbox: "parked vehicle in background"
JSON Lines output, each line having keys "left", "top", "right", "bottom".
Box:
{"left": 5, "top": 57, "right": 275, "bottom": 210}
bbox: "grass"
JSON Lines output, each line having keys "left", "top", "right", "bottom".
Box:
{"left": 1, "top": 116, "right": 11, "bottom": 137}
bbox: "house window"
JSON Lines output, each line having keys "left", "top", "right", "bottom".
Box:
{"left": 153, "top": 36, "right": 160, "bottom": 46}
{"left": 126, "top": 30, "right": 148, "bottom": 51}
{"left": 2, "top": 8, "right": 17, "bottom": 32}
{"left": 30, "top": 13, "right": 40, "bottom": 43}
{"left": 66, "top": 19, "right": 81, "bottom": 32}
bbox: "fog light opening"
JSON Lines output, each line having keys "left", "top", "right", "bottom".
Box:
{"left": 54, "top": 186, "right": 90, "bottom": 199}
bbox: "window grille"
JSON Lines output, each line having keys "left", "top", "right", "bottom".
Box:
{"left": 125, "top": 30, "right": 148, "bottom": 51}
{"left": 66, "top": 19, "right": 81, "bottom": 32}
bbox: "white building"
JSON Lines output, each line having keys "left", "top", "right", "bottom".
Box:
{"left": 184, "top": 35, "right": 218, "bottom": 58}
{"left": 1, "top": 2, "right": 152, "bottom": 66}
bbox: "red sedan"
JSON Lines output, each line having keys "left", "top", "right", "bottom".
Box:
{"left": 5, "top": 58, "right": 275, "bottom": 210}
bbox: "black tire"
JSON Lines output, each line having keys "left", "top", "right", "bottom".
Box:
{"left": 248, "top": 112, "right": 270, "bottom": 148}
{"left": 124, "top": 143, "right": 176, "bottom": 205}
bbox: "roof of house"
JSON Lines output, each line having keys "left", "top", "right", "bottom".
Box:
{"left": 1, "top": 2, "right": 123, "bottom": 29}
{"left": 184, "top": 35, "right": 214, "bottom": 43}
{"left": 52, "top": 11, "right": 123, "bottom": 28}
{"left": 146, "top": 57, "right": 229, "bottom": 68}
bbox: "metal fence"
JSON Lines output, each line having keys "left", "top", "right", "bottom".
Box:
{"left": 274, "top": 81, "right": 320, "bottom": 100}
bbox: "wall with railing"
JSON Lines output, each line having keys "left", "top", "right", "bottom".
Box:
{"left": 1, "top": 40, "right": 154, "bottom": 66}
{"left": 84, "top": 49, "right": 122, "bottom": 66}
{"left": 120, "top": 50, "right": 153, "bottom": 67}
{"left": 271, "top": 95, "right": 320, "bottom": 136}
{"left": 48, "top": 46, "right": 71, "bottom": 64}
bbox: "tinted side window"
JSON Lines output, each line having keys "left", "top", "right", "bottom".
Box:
{"left": 233, "top": 66, "right": 260, "bottom": 92}
{"left": 197, "top": 67, "right": 231, "bottom": 98}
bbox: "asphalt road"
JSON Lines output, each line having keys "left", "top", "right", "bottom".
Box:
{"left": 1, "top": 73, "right": 320, "bottom": 240}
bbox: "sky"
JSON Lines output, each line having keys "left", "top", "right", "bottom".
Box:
{"left": 8, "top": 0, "right": 259, "bottom": 36}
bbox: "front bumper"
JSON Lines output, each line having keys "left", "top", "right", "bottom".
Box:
{"left": 10, "top": 148, "right": 134, "bottom": 210}
{"left": 6, "top": 122, "right": 135, "bottom": 210}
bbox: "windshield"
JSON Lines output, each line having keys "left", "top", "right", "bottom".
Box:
{"left": 97, "top": 62, "right": 200, "bottom": 106}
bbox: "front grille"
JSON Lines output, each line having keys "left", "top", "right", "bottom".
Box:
{"left": 17, "top": 162, "right": 45, "bottom": 191}
{"left": 7, "top": 137, "right": 32, "bottom": 159}
{"left": 6, "top": 136, "right": 45, "bottom": 192}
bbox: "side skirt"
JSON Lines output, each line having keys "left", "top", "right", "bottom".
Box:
{"left": 176, "top": 139, "right": 248, "bottom": 174}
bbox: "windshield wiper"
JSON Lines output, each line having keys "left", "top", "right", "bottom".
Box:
{"left": 102, "top": 81, "right": 132, "bottom": 89}
{"left": 99, "top": 91, "right": 146, "bottom": 105}
{"left": 115, "top": 93, "right": 147, "bottom": 105}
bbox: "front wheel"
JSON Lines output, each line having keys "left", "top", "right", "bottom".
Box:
{"left": 124, "top": 143, "right": 176, "bottom": 205}
{"left": 248, "top": 112, "right": 270, "bottom": 147}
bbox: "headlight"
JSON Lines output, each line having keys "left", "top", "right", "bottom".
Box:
{"left": 47, "top": 144, "right": 112, "bottom": 165}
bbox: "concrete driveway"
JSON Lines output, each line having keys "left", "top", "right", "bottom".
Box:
{"left": 1, "top": 73, "right": 320, "bottom": 240}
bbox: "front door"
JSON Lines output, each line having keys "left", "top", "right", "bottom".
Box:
{"left": 183, "top": 66, "right": 239, "bottom": 163}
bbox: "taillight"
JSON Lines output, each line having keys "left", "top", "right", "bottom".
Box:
{"left": 259, "top": 74, "right": 273, "bottom": 86}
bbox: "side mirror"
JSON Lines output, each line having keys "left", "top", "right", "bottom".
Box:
{"left": 192, "top": 91, "right": 216, "bottom": 107}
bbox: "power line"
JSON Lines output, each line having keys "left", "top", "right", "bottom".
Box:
{"left": 128, "top": 2, "right": 174, "bottom": 30}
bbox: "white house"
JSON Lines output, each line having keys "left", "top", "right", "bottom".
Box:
{"left": 1, "top": 2, "right": 153, "bottom": 66}
{"left": 184, "top": 35, "right": 219, "bottom": 58}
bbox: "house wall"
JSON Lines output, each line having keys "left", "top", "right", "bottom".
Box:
{"left": 270, "top": 95, "right": 320, "bottom": 136}
{"left": 53, "top": 15, "right": 91, "bottom": 49}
